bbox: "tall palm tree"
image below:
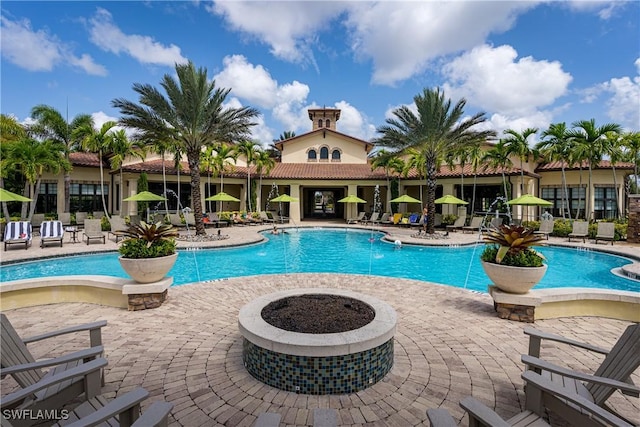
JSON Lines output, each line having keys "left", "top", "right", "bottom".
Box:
{"left": 537, "top": 122, "right": 573, "bottom": 219}
{"left": 482, "top": 139, "right": 513, "bottom": 200}
{"left": 621, "top": 131, "right": 640, "bottom": 193}
{"left": 236, "top": 140, "right": 261, "bottom": 212}
{"left": 268, "top": 130, "right": 295, "bottom": 160}
{"left": 109, "top": 129, "right": 146, "bottom": 218}
{"left": 211, "top": 142, "right": 238, "bottom": 212}
{"left": 5, "top": 138, "right": 69, "bottom": 219}
{"left": 374, "top": 87, "right": 495, "bottom": 234}
{"left": 0, "top": 115, "right": 28, "bottom": 219}
{"left": 30, "top": 105, "right": 93, "bottom": 213}
{"left": 254, "top": 149, "right": 276, "bottom": 211}
{"left": 603, "top": 131, "right": 624, "bottom": 219}
{"left": 502, "top": 128, "right": 538, "bottom": 194}
{"left": 568, "top": 119, "right": 622, "bottom": 221}
{"left": 371, "top": 150, "right": 405, "bottom": 212}
{"left": 75, "top": 121, "right": 117, "bottom": 217}
{"left": 467, "top": 142, "right": 484, "bottom": 216}
{"left": 200, "top": 145, "right": 217, "bottom": 213}
{"left": 113, "top": 61, "right": 259, "bottom": 235}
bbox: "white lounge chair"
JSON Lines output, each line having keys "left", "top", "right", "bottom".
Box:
{"left": 461, "top": 216, "right": 483, "bottom": 233}
{"left": 39, "top": 220, "right": 64, "bottom": 248}
{"left": 3, "top": 221, "right": 32, "bottom": 251}
{"left": 445, "top": 216, "right": 466, "bottom": 233}
{"left": 362, "top": 212, "right": 379, "bottom": 225}
{"left": 347, "top": 211, "right": 365, "bottom": 224}
{"left": 534, "top": 218, "right": 554, "bottom": 240}
{"left": 568, "top": 221, "right": 589, "bottom": 243}
{"left": 594, "top": 222, "right": 615, "bottom": 245}
{"left": 83, "top": 219, "right": 105, "bottom": 245}
{"left": 108, "top": 216, "right": 128, "bottom": 242}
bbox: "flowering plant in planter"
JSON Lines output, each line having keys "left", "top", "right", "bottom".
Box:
{"left": 481, "top": 224, "right": 546, "bottom": 267}
{"left": 115, "top": 221, "right": 178, "bottom": 259}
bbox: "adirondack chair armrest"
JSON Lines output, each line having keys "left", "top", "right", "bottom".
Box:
{"left": 0, "top": 346, "right": 104, "bottom": 377}
{"left": 522, "top": 371, "right": 635, "bottom": 427}
{"left": 63, "top": 387, "right": 150, "bottom": 427}
{"left": 459, "top": 397, "right": 511, "bottom": 427}
{"left": 131, "top": 401, "right": 173, "bottom": 427}
{"left": 0, "top": 358, "right": 107, "bottom": 408}
{"left": 522, "top": 355, "right": 640, "bottom": 397}
{"left": 425, "top": 408, "right": 458, "bottom": 427}
{"left": 524, "top": 327, "right": 609, "bottom": 356}
{"left": 22, "top": 320, "right": 107, "bottom": 348}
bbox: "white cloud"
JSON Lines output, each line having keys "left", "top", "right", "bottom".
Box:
{"left": 87, "top": 8, "right": 188, "bottom": 66}
{"left": 564, "top": 1, "right": 625, "bottom": 20}
{"left": 0, "top": 15, "right": 106, "bottom": 75}
{"left": 91, "top": 111, "right": 120, "bottom": 131}
{"left": 333, "top": 101, "right": 376, "bottom": 141}
{"left": 442, "top": 44, "right": 572, "bottom": 117}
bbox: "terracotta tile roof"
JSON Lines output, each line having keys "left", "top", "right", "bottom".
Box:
{"left": 264, "top": 163, "right": 387, "bottom": 179}
{"left": 536, "top": 159, "right": 635, "bottom": 171}
{"left": 122, "top": 159, "right": 189, "bottom": 174}
{"left": 69, "top": 152, "right": 109, "bottom": 168}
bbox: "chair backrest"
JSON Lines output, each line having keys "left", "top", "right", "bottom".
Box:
{"left": 572, "top": 221, "right": 588, "bottom": 235}
{"left": 369, "top": 212, "right": 379, "bottom": 222}
{"left": 210, "top": 212, "right": 221, "bottom": 222}
{"left": 453, "top": 216, "right": 466, "bottom": 227}
{"left": 59, "top": 212, "right": 71, "bottom": 226}
{"left": 408, "top": 213, "right": 418, "bottom": 223}
{"left": 434, "top": 213, "right": 442, "bottom": 226}
{"left": 30, "top": 213, "right": 45, "bottom": 228}
{"left": 596, "top": 222, "right": 615, "bottom": 237}
{"left": 0, "top": 314, "right": 44, "bottom": 388}
{"left": 4, "top": 221, "right": 32, "bottom": 241}
{"left": 379, "top": 213, "right": 390, "bottom": 222}
{"left": 468, "top": 217, "right": 483, "bottom": 228}
{"left": 92, "top": 211, "right": 105, "bottom": 219}
{"left": 392, "top": 213, "right": 402, "bottom": 224}
{"left": 84, "top": 219, "right": 102, "bottom": 235}
{"left": 490, "top": 217, "right": 504, "bottom": 227}
{"left": 109, "top": 216, "right": 128, "bottom": 233}
{"left": 357, "top": 211, "right": 366, "bottom": 220}
{"left": 169, "top": 214, "right": 183, "bottom": 226}
{"left": 259, "top": 211, "right": 269, "bottom": 221}
{"left": 41, "top": 220, "right": 64, "bottom": 238}
{"left": 75, "top": 212, "right": 88, "bottom": 225}
{"left": 588, "top": 323, "right": 640, "bottom": 404}
{"left": 539, "top": 219, "right": 554, "bottom": 233}
{"left": 184, "top": 213, "right": 196, "bottom": 226}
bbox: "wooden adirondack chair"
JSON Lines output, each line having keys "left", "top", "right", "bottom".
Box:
{"left": 522, "top": 324, "right": 640, "bottom": 425}
{"left": 1, "top": 359, "right": 172, "bottom": 427}
{"left": 427, "top": 370, "right": 633, "bottom": 427}
{"left": 0, "top": 314, "right": 106, "bottom": 418}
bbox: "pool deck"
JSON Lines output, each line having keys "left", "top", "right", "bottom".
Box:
{"left": 1, "top": 221, "right": 639, "bottom": 426}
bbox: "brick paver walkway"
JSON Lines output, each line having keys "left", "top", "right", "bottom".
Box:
{"left": 3, "top": 273, "right": 638, "bottom": 426}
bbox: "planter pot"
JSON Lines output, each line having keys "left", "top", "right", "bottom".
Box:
{"left": 481, "top": 261, "right": 548, "bottom": 294}
{"left": 119, "top": 253, "right": 178, "bottom": 284}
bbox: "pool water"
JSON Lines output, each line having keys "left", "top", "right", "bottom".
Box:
{"left": 1, "top": 228, "right": 638, "bottom": 293}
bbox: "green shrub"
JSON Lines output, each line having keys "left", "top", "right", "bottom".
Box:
{"left": 442, "top": 214, "right": 457, "bottom": 225}
{"left": 481, "top": 245, "right": 544, "bottom": 267}
{"left": 118, "top": 238, "right": 176, "bottom": 259}
{"left": 101, "top": 216, "right": 110, "bottom": 231}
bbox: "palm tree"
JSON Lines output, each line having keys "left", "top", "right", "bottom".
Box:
{"left": 603, "top": 131, "right": 624, "bottom": 219}
{"left": 75, "top": 121, "right": 117, "bottom": 217}
{"left": 537, "top": 122, "right": 573, "bottom": 219}
{"left": 210, "top": 142, "right": 238, "bottom": 212}
{"left": 200, "top": 145, "right": 217, "bottom": 213}
{"left": 236, "top": 140, "right": 261, "bottom": 212}
{"left": 374, "top": 87, "right": 495, "bottom": 234}
{"left": 268, "top": 131, "right": 295, "bottom": 160}
{"left": 482, "top": 139, "right": 513, "bottom": 200}
{"left": 113, "top": 61, "right": 259, "bottom": 235}
{"left": 109, "top": 129, "right": 146, "bottom": 218}
{"left": 371, "top": 150, "right": 405, "bottom": 212}
{"left": 568, "top": 119, "right": 622, "bottom": 221}
{"left": 467, "top": 142, "right": 484, "bottom": 216}
{"left": 30, "top": 105, "right": 93, "bottom": 213}
{"left": 502, "top": 128, "right": 538, "bottom": 194}
{"left": 254, "top": 149, "right": 276, "bottom": 211}
{"left": 621, "top": 131, "right": 640, "bottom": 193}
{"left": 0, "top": 115, "right": 28, "bottom": 219}
{"left": 5, "top": 138, "right": 69, "bottom": 219}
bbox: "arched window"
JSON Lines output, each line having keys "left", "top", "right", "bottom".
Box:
{"left": 325, "top": 119, "right": 330, "bottom": 128}
{"left": 331, "top": 149, "right": 341, "bottom": 160}
{"left": 307, "top": 149, "right": 317, "bottom": 160}
{"left": 318, "top": 119, "right": 323, "bottom": 128}
{"left": 320, "top": 147, "right": 329, "bottom": 159}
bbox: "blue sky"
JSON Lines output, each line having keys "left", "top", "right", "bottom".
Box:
{"left": 1, "top": 1, "right": 638, "bottom": 146}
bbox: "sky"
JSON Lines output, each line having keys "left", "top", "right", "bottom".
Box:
{"left": 1, "top": 1, "right": 639, "bottom": 147}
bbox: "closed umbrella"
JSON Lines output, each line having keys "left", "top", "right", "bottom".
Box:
{"left": 0, "top": 188, "right": 32, "bottom": 202}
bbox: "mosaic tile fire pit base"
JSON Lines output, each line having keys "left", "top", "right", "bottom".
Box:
{"left": 238, "top": 288, "right": 397, "bottom": 395}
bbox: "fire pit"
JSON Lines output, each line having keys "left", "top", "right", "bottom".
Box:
{"left": 238, "top": 288, "right": 396, "bottom": 395}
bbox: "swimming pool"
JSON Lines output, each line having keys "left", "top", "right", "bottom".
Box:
{"left": 1, "top": 228, "right": 638, "bottom": 293}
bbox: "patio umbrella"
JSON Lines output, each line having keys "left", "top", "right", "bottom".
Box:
{"left": 337, "top": 195, "right": 367, "bottom": 204}
{"left": 123, "top": 191, "right": 167, "bottom": 202}
{"left": 270, "top": 194, "right": 299, "bottom": 203}
{"left": 205, "top": 191, "right": 240, "bottom": 202}
{"left": 507, "top": 194, "right": 552, "bottom": 206}
{"left": 0, "top": 188, "right": 32, "bottom": 202}
{"left": 434, "top": 195, "right": 469, "bottom": 205}
{"left": 390, "top": 194, "right": 421, "bottom": 204}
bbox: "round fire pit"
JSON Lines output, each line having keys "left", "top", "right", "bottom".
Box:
{"left": 238, "top": 288, "right": 396, "bottom": 395}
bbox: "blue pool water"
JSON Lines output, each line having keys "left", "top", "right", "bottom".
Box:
{"left": 1, "top": 228, "right": 638, "bottom": 293}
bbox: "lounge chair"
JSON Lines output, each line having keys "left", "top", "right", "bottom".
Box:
{"left": 75, "top": 211, "right": 88, "bottom": 228}
{"left": 461, "top": 216, "right": 483, "bottom": 233}
{"left": 169, "top": 213, "right": 184, "bottom": 228}
{"left": 2, "top": 360, "right": 172, "bottom": 427}
{"left": 0, "top": 314, "right": 106, "bottom": 416}
{"left": 391, "top": 213, "right": 403, "bottom": 225}
{"left": 92, "top": 210, "right": 105, "bottom": 219}
{"left": 534, "top": 218, "right": 554, "bottom": 240}
{"left": 259, "top": 211, "right": 276, "bottom": 224}
{"left": 39, "top": 220, "right": 64, "bottom": 248}
{"left": 83, "top": 219, "right": 105, "bottom": 245}
{"left": 409, "top": 214, "right": 425, "bottom": 229}
{"left": 30, "top": 213, "right": 45, "bottom": 236}
{"left": 362, "top": 212, "right": 380, "bottom": 225}
{"left": 445, "top": 216, "right": 466, "bottom": 233}
{"left": 568, "top": 221, "right": 589, "bottom": 243}
{"left": 346, "top": 211, "right": 365, "bottom": 224}
{"left": 481, "top": 217, "right": 504, "bottom": 232}
{"left": 108, "top": 216, "right": 128, "bottom": 242}
{"left": 433, "top": 213, "right": 442, "bottom": 228}
{"left": 184, "top": 212, "right": 196, "bottom": 227}
{"left": 378, "top": 212, "right": 391, "bottom": 225}
{"left": 3, "top": 221, "right": 32, "bottom": 251}
{"left": 594, "top": 222, "right": 615, "bottom": 245}
{"left": 522, "top": 324, "right": 640, "bottom": 425}
{"left": 209, "top": 212, "right": 229, "bottom": 227}
{"left": 58, "top": 212, "right": 72, "bottom": 227}
{"left": 427, "top": 370, "right": 633, "bottom": 427}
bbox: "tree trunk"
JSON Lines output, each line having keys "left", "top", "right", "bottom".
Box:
{"left": 64, "top": 170, "right": 71, "bottom": 213}
{"left": 426, "top": 157, "right": 437, "bottom": 234}
{"left": 612, "top": 165, "right": 620, "bottom": 219}
{"left": 187, "top": 150, "right": 206, "bottom": 235}
{"left": 98, "top": 150, "right": 109, "bottom": 218}
{"left": 561, "top": 166, "right": 568, "bottom": 219}
{"left": 28, "top": 179, "right": 42, "bottom": 220}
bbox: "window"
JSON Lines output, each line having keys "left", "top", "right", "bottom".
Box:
{"left": 35, "top": 182, "right": 57, "bottom": 214}
{"left": 541, "top": 186, "right": 586, "bottom": 219}
{"left": 331, "top": 149, "right": 341, "bottom": 161}
{"left": 325, "top": 119, "right": 330, "bottom": 128}
{"left": 70, "top": 183, "right": 108, "bottom": 212}
{"left": 307, "top": 149, "right": 317, "bottom": 161}
{"left": 594, "top": 186, "right": 617, "bottom": 219}
{"left": 320, "top": 147, "right": 329, "bottom": 160}
{"left": 318, "top": 119, "right": 323, "bottom": 128}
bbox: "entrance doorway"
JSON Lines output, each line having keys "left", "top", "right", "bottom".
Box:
{"left": 302, "top": 188, "right": 345, "bottom": 219}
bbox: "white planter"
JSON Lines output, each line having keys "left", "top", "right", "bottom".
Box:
{"left": 119, "top": 253, "right": 178, "bottom": 284}
{"left": 481, "top": 261, "right": 547, "bottom": 294}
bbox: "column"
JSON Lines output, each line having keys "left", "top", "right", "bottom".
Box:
{"left": 290, "top": 184, "right": 301, "bottom": 223}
